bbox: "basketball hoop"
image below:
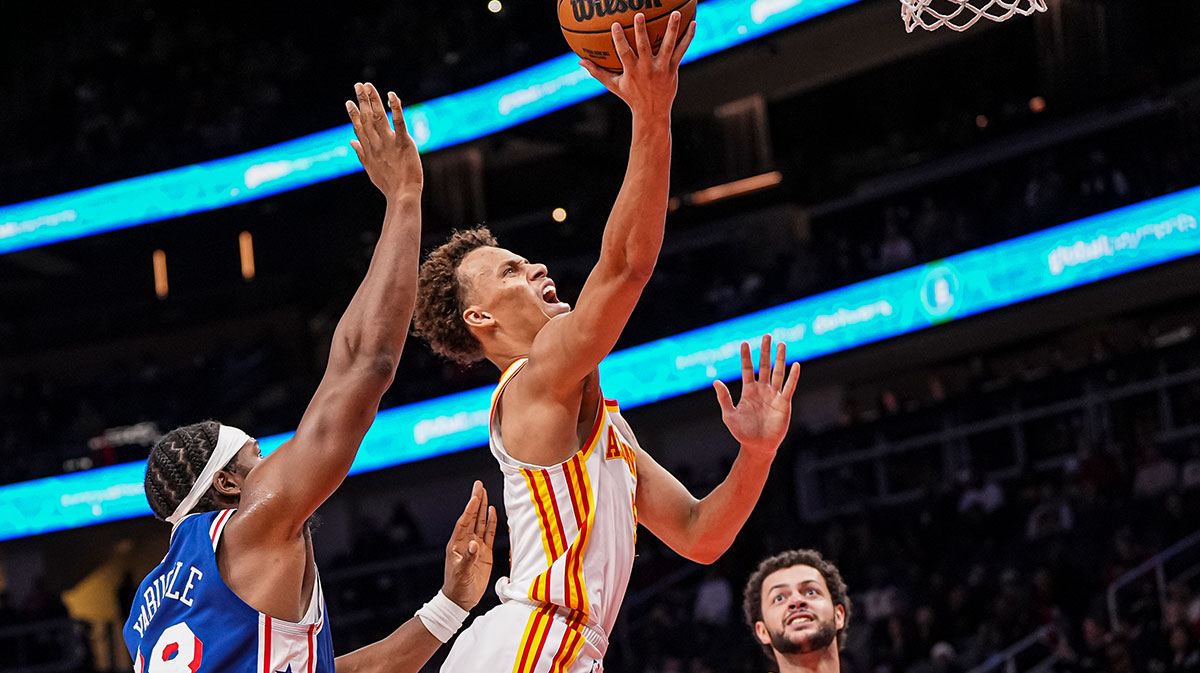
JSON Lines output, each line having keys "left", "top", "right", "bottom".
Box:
{"left": 900, "top": 0, "right": 1048, "bottom": 32}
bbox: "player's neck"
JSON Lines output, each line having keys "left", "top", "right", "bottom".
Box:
{"left": 488, "top": 351, "right": 528, "bottom": 374}
{"left": 776, "top": 645, "right": 839, "bottom": 673}
{"left": 484, "top": 336, "right": 535, "bottom": 373}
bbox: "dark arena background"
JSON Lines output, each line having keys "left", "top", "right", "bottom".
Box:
{"left": 3, "top": 0, "right": 1200, "bottom": 671}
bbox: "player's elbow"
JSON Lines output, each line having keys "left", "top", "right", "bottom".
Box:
{"left": 336, "top": 338, "right": 401, "bottom": 382}
{"left": 682, "top": 542, "right": 724, "bottom": 566}
{"left": 355, "top": 350, "right": 401, "bottom": 381}
{"left": 678, "top": 526, "right": 728, "bottom": 565}
{"left": 621, "top": 259, "right": 656, "bottom": 287}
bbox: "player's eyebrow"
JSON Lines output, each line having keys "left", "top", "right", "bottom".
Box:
{"left": 768, "top": 579, "right": 822, "bottom": 592}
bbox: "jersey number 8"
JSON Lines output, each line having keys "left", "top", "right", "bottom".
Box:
{"left": 145, "top": 622, "right": 204, "bottom": 673}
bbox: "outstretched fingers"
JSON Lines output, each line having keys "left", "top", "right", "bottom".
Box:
{"left": 657, "top": 12, "right": 682, "bottom": 63}
{"left": 387, "top": 91, "right": 408, "bottom": 137}
{"left": 782, "top": 362, "right": 802, "bottom": 401}
{"left": 758, "top": 335, "right": 772, "bottom": 385}
{"left": 364, "top": 83, "right": 391, "bottom": 138}
{"left": 713, "top": 379, "right": 735, "bottom": 414}
{"left": 740, "top": 341, "right": 754, "bottom": 388}
{"left": 354, "top": 83, "right": 381, "bottom": 147}
{"left": 670, "top": 20, "right": 697, "bottom": 68}
{"left": 611, "top": 22, "right": 637, "bottom": 71}
{"left": 631, "top": 12, "right": 652, "bottom": 59}
{"left": 456, "top": 484, "right": 482, "bottom": 534}
{"left": 771, "top": 342, "right": 786, "bottom": 390}
{"left": 345, "top": 99, "right": 366, "bottom": 162}
{"left": 484, "top": 506, "right": 498, "bottom": 548}
{"left": 473, "top": 481, "right": 489, "bottom": 537}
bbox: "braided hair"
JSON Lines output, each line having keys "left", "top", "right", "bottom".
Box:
{"left": 144, "top": 420, "right": 239, "bottom": 521}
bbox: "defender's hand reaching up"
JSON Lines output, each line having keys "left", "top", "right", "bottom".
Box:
{"left": 580, "top": 11, "right": 696, "bottom": 119}
{"left": 345, "top": 82, "right": 423, "bottom": 199}
{"left": 713, "top": 335, "right": 802, "bottom": 457}
{"left": 442, "top": 481, "right": 498, "bottom": 611}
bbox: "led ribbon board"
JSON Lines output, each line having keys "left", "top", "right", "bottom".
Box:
{"left": 0, "top": 0, "right": 861, "bottom": 256}
{"left": 1, "top": 186, "right": 1197, "bottom": 541}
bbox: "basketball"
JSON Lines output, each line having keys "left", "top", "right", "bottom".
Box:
{"left": 559, "top": 0, "right": 697, "bottom": 72}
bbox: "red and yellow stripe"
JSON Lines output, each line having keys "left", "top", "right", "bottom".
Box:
{"left": 580, "top": 404, "right": 605, "bottom": 460}
{"left": 490, "top": 359, "right": 529, "bottom": 425}
{"left": 522, "top": 403, "right": 606, "bottom": 606}
{"left": 511, "top": 604, "right": 556, "bottom": 673}
{"left": 558, "top": 452, "right": 596, "bottom": 614}
{"left": 545, "top": 610, "right": 587, "bottom": 673}
{"left": 521, "top": 468, "right": 568, "bottom": 603}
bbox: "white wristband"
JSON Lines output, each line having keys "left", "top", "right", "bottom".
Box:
{"left": 416, "top": 590, "right": 470, "bottom": 643}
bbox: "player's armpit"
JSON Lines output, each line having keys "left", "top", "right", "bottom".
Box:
{"left": 235, "top": 358, "right": 396, "bottom": 539}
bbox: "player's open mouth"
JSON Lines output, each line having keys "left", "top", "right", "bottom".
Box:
{"left": 541, "top": 282, "right": 570, "bottom": 311}
{"left": 785, "top": 612, "right": 816, "bottom": 627}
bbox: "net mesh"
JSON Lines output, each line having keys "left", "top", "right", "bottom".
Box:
{"left": 900, "top": 0, "right": 1048, "bottom": 32}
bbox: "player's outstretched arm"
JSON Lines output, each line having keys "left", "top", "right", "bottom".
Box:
{"left": 336, "top": 482, "right": 498, "bottom": 673}
{"left": 241, "top": 83, "right": 424, "bottom": 539}
{"left": 527, "top": 13, "right": 697, "bottom": 394}
{"left": 636, "top": 336, "right": 801, "bottom": 564}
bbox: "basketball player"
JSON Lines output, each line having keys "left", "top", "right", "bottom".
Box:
{"left": 742, "top": 549, "right": 852, "bottom": 673}
{"left": 414, "top": 13, "right": 802, "bottom": 672}
{"left": 123, "top": 83, "right": 498, "bottom": 673}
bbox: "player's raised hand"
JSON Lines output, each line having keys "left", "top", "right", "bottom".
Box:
{"left": 345, "top": 82, "right": 423, "bottom": 199}
{"left": 441, "top": 481, "right": 498, "bottom": 610}
{"left": 713, "top": 335, "right": 801, "bottom": 457}
{"left": 580, "top": 11, "right": 696, "bottom": 119}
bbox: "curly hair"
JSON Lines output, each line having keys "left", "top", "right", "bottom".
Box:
{"left": 144, "top": 420, "right": 241, "bottom": 521}
{"left": 743, "top": 548, "right": 852, "bottom": 660}
{"left": 414, "top": 226, "right": 498, "bottom": 364}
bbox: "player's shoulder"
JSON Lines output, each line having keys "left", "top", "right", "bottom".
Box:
{"left": 169, "top": 509, "right": 233, "bottom": 549}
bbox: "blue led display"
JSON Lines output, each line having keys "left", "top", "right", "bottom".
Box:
{"left": 1, "top": 186, "right": 1197, "bottom": 541}
{"left": 0, "top": 0, "right": 862, "bottom": 257}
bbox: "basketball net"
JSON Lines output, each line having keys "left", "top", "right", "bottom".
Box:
{"left": 900, "top": 0, "right": 1048, "bottom": 32}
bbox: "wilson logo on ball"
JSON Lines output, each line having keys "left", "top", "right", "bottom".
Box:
{"left": 569, "top": 0, "right": 665, "bottom": 22}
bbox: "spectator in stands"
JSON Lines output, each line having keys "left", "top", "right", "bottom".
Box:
{"left": 1076, "top": 441, "right": 1123, "bottom": 500}
{"left": 692, "top": 568, "right": 734, "bottom": 626}
{"left": 876, "top": 220, "right": 917, "bottom": 272}
{"left": 1181, "top": 442, "right": 1200, "bottom": 491}
{"left": 379, "top": 506, "right": 418, "bottom": 555}
{"left": 1025, "top": 481, "right": 1075, "bottom": 541}
{"left": 928, "top": 641, "right": 963, "bottom": 673}
{"left": 1132, "top": 443, "right": 1180, "bottom": 499}
{"left": 1165, "top": 623, "right": 1200, "bottom": 672}
{"left": 958, "top": 472, "right": 1005, "bottom": 516}
{"left": 23, "top": 576, "right": 68, "bottom": 620}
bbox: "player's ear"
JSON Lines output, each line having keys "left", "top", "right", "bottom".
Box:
{"left": 463, "top": 306, "right": 494, "bottom": 330}
{"left": 835, "top": 604, "right": 845, "bottom": 631}
{"left": 754, "top": 621, "right": 772, "bottom": 647}
{"left": 212, "top": 466, "right": 243, "bottom": 498}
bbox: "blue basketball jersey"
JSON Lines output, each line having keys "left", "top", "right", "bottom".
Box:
{"left": 123, "top": 509, "right": 335, "bottom": 673}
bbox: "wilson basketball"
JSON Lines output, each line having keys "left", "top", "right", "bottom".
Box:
{"left": 559, "top": 0, "right": 697, "bottom": 72}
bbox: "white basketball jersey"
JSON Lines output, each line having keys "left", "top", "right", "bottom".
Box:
{"left": 489, "top": 357, "right": 640, "bottom": 649}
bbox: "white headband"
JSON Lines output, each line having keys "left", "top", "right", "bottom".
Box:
{"left": 166, "top": 424, "right": 252, "bottom": 525}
